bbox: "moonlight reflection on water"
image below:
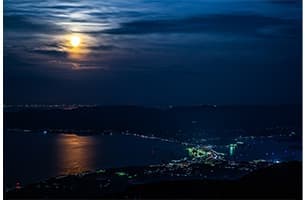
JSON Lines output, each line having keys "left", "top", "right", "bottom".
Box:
{"left": 56, "top": 134, "right": 96, "bottom": 175}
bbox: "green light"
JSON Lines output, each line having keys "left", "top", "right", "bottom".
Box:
{"left": 116, "top": 172, "right": 128, "bottom": 177}
{"left": 97, "top": 169, "right": 105, "bottom": 174}
{"left": 229, "top": 146, "right": 234, "bottom": 156}
{"left": 186, "top": 147, "right": 193, "bottom": 156}
{"left": 186, "top": 147, "right": 208, "bottom": 158}
{"left": 229, "top": 144, "right": 237, "bottom": 156}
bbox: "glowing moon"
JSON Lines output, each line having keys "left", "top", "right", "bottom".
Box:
{"left": 70, "top": 36, "right": 81, "bottom": 47}
{"left": 60, "top": 33, "right": 91, "bottom": 60}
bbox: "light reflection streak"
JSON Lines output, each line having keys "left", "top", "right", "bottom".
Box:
{"left": 55, "top": 134, "right": 96, "bottom": 175}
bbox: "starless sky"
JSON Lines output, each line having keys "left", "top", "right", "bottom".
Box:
{"left": 4, "top": 0, "right": 302, "bottom": 105}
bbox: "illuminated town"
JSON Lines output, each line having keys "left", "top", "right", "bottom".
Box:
{"left": 6, "top": 123, "right": 300, "bottom": 198}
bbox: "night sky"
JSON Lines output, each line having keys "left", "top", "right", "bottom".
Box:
{"left": 4, "top": 0, "right": 302, "bottom": 105}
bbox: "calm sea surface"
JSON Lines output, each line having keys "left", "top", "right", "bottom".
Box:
{"left": 5, "top": 130, "right": 302, "bottom": 187}
{"left": 5, "top": 131, "right": 187, "bottom": 186}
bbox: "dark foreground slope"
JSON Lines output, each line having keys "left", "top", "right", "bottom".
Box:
{"left": 127, "top": 161, "right": 302, "bottom": 199}
{"left": 6, "top": 162, "right": 302, "bottom": 199}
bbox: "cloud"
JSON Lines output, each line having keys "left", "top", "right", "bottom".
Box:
{"left": 89, "top": 10, "right": 151, "bottom": 19}
{"left": 30, "top": 49, "right": 68, "bottom": 57}
{"left": 269, "top": 0, "right": 301, "bottom": 4}
{"left": 44, "top": 5, "right": 93, "bottom": 10}
{"left": 4, "top": 15, "right": 63, "bottom": 33}
{"left": 90, "top": 44, "right": 118, "bottom": 51}
{"left": 102, "top": 14, "right": 299, "bottom": 38}
{"left": 70, "top": 63, "right": 106, "bottom": 71}
{"left": 28, "top": 45, "right": 118, "bottom": 59}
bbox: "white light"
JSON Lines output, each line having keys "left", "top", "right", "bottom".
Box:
{"left": 70, "top": 36, "right": 81, "bottom": 47}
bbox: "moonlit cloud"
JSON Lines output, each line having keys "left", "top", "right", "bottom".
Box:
{"left": 4, "top": 0, "right": 302, "bottom": 105}
{"left": 102, "top": 14, "right": 300, "bottom": 38}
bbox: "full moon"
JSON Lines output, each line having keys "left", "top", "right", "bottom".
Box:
{"left": 70, "top": 36, "right": 81, "bottom": 47}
